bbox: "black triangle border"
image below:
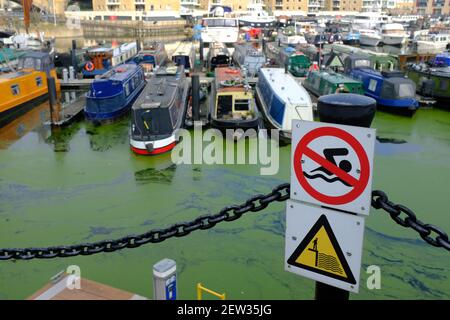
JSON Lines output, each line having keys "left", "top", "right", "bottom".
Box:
{"left": 287, "top": 214, "right": 356, "bottom": 284}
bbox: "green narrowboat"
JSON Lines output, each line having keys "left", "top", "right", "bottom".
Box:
{"left": 325, "top": 43, "right": 398, "bottom": 71}
{"left": 303, "top": 69, "right": 365, "bottom": 97}
{"left": 288, "top": 53, "right": 311, "bottom": 77}
{"left": 406, "top": 64, "right": 450, "bottom": 109}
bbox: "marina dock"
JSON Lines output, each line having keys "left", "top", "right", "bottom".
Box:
{"left": 28, "top": 274, "right": 147, "bottom": 300}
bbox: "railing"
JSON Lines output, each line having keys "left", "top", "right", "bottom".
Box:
{"left": 197, "top": 283, "right": 226, "bottom": 300}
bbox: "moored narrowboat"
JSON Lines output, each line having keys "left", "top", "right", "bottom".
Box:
{"left": 303, "top": 69, "right": 365, "bottom": 97}
{"left": 344, "top": 55, "right": 419, "bottom": 116}
{"left": 210, "top": 67, "right": 259, "bottom": 130}
{"left": 172, "top": 42, "right": 195, "bottom": 74}
{"left": 84, "top": 63, "right": 146, "bottom": 123}
{"left": 0, "top": 52, "right": 60, "bottom": 128}
{"left": 233, "top": 42, "right": 266, "bottom": 77}
{"left": 256, "top": 68, "right": 313, "bottom": 142}
{"left": 206, "top": 42, "right": 231, "bottom": 71}
{"left": 132, "top": 41, "right": 168, "bottom": 76}
{"left": 129, "top": 65, "right": 189, "bottom": 155}
{"left": 406, "top": 63, "right": 450, "bottom": 108}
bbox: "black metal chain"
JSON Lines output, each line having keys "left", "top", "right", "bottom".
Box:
{"left": 372, "top": 190, "right": 450, "bottom": 251}
{"left": 1, "top": 185, "right": 448, "bottom": 260}
{"left": 0, "top": 183, "right": 290, "bottom": 261}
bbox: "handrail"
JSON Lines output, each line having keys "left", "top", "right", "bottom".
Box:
{"left": 197, "top": 283, "right": 226, "bottom": 300}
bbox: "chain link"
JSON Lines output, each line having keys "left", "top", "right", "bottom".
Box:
{"left": 372, "top": 190, "right": 449, "bottom": 251}
{"left": 0, "top": 183, "right": 290, "bottom": 261}
{"left": 1, "top": 184, "right": 448, "bottom": 260}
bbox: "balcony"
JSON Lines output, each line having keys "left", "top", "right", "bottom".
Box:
{"left": 275, "top": 0, "right": 283, "bottom": 7}
{"left": 107, "top": 0, "right": 120, "bottom": 4}
{"left": 134, "top": 0, "right": 145, "bottom": 3}
{"left": 181, "top": 0, "right": 200, "bottom": 5}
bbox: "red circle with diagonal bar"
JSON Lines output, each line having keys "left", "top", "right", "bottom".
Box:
{"left": 293, "top": 126, "right": 370, "bottom": 205}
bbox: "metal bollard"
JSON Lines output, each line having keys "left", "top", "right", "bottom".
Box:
{"left": 62, "top": 68, "right": 68, "bottom": 82}
{"left": 47, "top": 76, "right": 58, "bottom": 124}
{"left": 314, "top": 93, "right": 376, "bottom": 301}
{"left": 153, "top": 258, "right": 177, "bottom": 300}
{"left": 69, "top": 66, "right": 75, "bottom": 81}
{"left": 71, "top": 40, "right": 77, "bottom": 72}
{"left": 199, "top": 38, "right": 204, "bottom": 62}
{"left": 191, "top": 74, "right": 200, "bottom": 121}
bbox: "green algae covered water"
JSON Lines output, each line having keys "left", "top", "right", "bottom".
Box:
{"left": 0, "top": 98, "right": 449, "bottom": 300}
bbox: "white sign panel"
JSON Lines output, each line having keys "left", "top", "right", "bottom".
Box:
{"left": 285, "top": 200, "right": 365, "bottom": 293}
{"left": 290, "top": 120, "right": 376, "bottom": 215}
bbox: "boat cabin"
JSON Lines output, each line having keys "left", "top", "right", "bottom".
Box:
{"left": 172, "top": 42, "right": 195, "bottom": 73}
{"left": 213, "top": 67, "right": 255, "bottom": 121}
{"left": 207, "top": 42, "right": 230, "bottom": 71}
{"left": 304, "top": 69, "right": 364, "bottom": 96}
{"left": 345, "top": 55, "right": 417, "bottom": 107}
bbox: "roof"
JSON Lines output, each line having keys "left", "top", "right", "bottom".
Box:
{"left": 215, "top": 67, "right": 248, "bottom": 93}
{"left": 172, "top": 42, "right": 194, "bottom": 56}
{"left": 132, "top": 65, "right": 184, "bottom": 109}
{"left": 22, "top": 51, "right": 51, "bottom": 59}
{"left": 259, "top": 68, "right": 311, "bottom": 106}
{"left": 100, "top": 63, "right": 140, "bottom": 82}
{"left": 320, "top": 70, "right": 361, "bottom": 85}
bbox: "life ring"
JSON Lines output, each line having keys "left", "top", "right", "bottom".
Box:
{"left": 85, "top": 61, "right": 95, "bottom": 72}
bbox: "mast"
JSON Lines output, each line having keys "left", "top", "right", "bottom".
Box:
{"left": 23, "top": 0, "right": 32, "bottom": 34}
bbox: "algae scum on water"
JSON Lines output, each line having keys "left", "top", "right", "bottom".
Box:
{"left": 0, "top": 101, "right": 449, "bottom": 299}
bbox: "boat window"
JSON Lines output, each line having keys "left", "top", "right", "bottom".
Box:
{"left": 11, "top": 84, "right": 20, "bottom": 96}
{"left": 235, "top": 99, "right": 250, "bottom": 111}
{"left": 354, "top": 59, "right": 371, "bottom": 68}
{"left": 217, "top": 95, "right": 232, "bottom": 117}
{"left": 368, "top": 79, "right": 378, "bottom": 92}
{"left": 440, "top": 79, "right": 448, "bottom": 90}
{"left": 19, "top": 57, "right": 37, "bottom": 70}
{"left": 36, "top": 77, "right": 42, "bottom": 87}
{"left": 398, "top": 83, "right": 415, "bottom": 98}
{"left": 125, "top": 82, "right": 130, "bottom": 96}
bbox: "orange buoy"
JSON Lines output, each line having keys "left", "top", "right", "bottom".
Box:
{"left": 85, "top": 61, "right": 95, "bottom": 72}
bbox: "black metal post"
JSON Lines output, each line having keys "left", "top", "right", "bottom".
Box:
{"left": 314, "top": 93, "right": 377, "bottom": 301}
{"left": 136, "top": 38, "right": 141, "bottom": 52}
{"left": 199, "top": 38, "right": 204, "bottom": 62}
{"left": 191, "top": 74, "right": 200, "bottom": 122}
{"left": 71, "top": 40, "right": 77, "bottom": 73}
{"left": 47, "top": 76, "right": 58, "bottom": 124}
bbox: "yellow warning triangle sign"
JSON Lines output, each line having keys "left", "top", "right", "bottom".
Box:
{"left": 287, "top": 215, "right": 356, "bottom": 284}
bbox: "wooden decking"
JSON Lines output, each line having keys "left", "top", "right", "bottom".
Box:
{"left": 28, "top": 274, "right": 147, "bottom": 300}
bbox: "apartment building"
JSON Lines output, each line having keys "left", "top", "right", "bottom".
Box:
{"left": 415, "top": 0, "right": 450, "bottom": 15}
{"left": 265, "top": 0, "right": 308, "bottom": 12}
{"left": 92, "top": 0, "right": 181, "bottom": 12}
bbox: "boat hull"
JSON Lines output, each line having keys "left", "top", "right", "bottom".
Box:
{"left": 359, "top": 36, "right": 381, "bottom": 46}
{"left": 382, "top": 35, "right": 407, "bottom": 46}
{"left": 0, "top": 92, "right": 49, "bottom": 129}
{"left": 210, "top": 118, "right": 260, "bottom": 131}
{"left": 130, "top": 134, "right": 177, "bottom": 156}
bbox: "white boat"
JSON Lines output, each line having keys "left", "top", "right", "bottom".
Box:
{"left": 359, "top": 29, "right": 382, "bottom": 46}
{"left": 415, "top": 34, "right": 450, "bottom": 54}
{"left": 352, "top": 12, "right": 390, "bottom": 30}
{"left": 380, "top": 23, "right": 408, "bottom": 46}
{"left": 277, "top": 27, "right": 307, "bottom": 46}
{"left": 255, "top": 67, "right": 313, "bottom": 142}
{"left": 200, "top": 16, "right": 239, "bottom": 44}
{"left": 111, "top": 42, "right": 137, "bottom": 66}
{"left": 238, "top": 0, "right": 276, "bottom": 29}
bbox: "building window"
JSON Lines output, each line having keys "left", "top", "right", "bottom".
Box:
{"left": 36, "top": 77, "right": 42, "bottom": 87}
{"left": 150, "top": 4, "right": 154, "bottom": 10}
{"left": 11, "top": 84, "right": 20, "bottom": 95}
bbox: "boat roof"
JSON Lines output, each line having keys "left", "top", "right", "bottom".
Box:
{"left": 215, "top": 67, "right": 248, "bottom": 93}
{"left": 99, "top": 63, "right": 140, "bottom": 81}
{"left": 313, "top": 69, "right": 361, "bottom": 85}
{"left": 172, "top": 42, "right": 194, "bottom": 56}
{"left": 259, "top": 68, "right": 311, "bottom": 105}
{"left": 132, "top": 65, "right": 184, "bottom": 110}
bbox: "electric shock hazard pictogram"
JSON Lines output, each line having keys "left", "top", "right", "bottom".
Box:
{"left": 287, "top": 214, "right": 356, "bottom": 284}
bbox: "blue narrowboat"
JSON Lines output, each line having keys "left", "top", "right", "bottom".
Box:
{"left": 84, "top": 63, "right": 146, "bottom": 122}
{"left": 344, "top": 55, "right": 419, "bottom": 116}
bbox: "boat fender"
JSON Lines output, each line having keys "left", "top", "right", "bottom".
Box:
{"left": 225, "top": 69, "right": 240, "bottom": 75}
{"left": 85, "top": 61, "right": 95, "bottom": 72}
